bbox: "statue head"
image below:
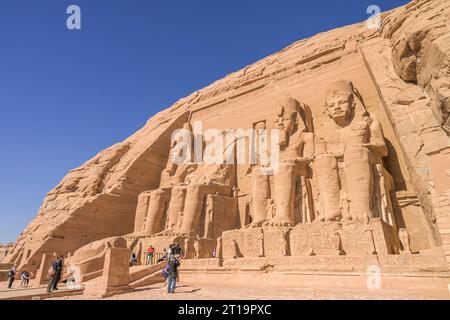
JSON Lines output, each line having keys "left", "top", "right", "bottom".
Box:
{"left": 276, "top": 97, "right": 300, "bottom": 133}
{"left": 324, "top": 80, "right": 356, "bottom": 127}
{"left": 254, "top": 121, "right": 266, "bottom": 130}
{"left": 183, "top": 122, "right": 192, "bottom": 132}
{"left": 276, "top": 96, "right": 308, "bottom": 146}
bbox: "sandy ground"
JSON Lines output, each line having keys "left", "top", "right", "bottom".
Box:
{"left": 51, "top": 282, "right": 450, "bottom": 300}
{"left": 1, "top": 279, "right": 449, "bottom": 300}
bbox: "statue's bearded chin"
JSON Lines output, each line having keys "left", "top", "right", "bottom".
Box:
{"left": 279, "top": 128, "right": 290, "bottom": 146}
{"left": 331, "top": 113, "right": 348, "bottom": 126}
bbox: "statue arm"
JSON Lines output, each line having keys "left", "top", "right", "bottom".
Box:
{"left": 302, "top": 132, "right": 315, "bottom": 159}
{"left": 364, "top": 119, "right": 388, "bottom": 158}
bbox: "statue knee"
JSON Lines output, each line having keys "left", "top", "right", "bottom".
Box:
{"left": 344, "top": 147, "right": 370, "bottom": 163}
{"left": 314, "top": 154, "right": 338, "bottom": 175}
{"left": 187, "top": 184, "right": 203, "bottom": 196}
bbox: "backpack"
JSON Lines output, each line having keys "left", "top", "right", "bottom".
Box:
{"left": 48, "top": 262, "right": 56, "bottom": 277}
{"left": 7, "top": 270, "right": 15, "bottom": 278}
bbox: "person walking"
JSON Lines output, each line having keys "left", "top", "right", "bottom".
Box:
{"left": 167, "top": 254, "right": 180, "bottom": 294}
{"left": 47, "top": 256, "right": 63, "bottom": 292}
{"left": 7, "top": 265, "right": 17, "bottom": 289}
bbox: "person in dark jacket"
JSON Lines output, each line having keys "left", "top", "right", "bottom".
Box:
{"left": 7, "top": 265, "right": 17, "bottom": 289}
{"left": 173, "top": 243, "right": 183, "bottom": 257}
{"left": 167, "top": 254, "right": 180, "bottom": 294}
{"left": 47, "top": 256, "right": 63, "bottom": 292}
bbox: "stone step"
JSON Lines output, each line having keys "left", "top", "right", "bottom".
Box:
{"left": 128, "top": 262, "right": 165, "bottom": 283}
{"left": 81, "top": 269, "right": 103, "bottom": 282}
{"left": 129, "top": 270, "right": 164, "bottom": 288}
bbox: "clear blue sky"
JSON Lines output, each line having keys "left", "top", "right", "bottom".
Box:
{"left": 0, "top": 0, "right": 410, "bottom": 244}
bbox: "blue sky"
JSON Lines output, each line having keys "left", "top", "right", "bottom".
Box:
{"left": 0, "top": 0, "right": 410, "bottom": 244}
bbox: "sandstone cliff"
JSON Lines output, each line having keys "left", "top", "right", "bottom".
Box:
{"left": 6, "top": 0, "right": 450, "bottom": 270}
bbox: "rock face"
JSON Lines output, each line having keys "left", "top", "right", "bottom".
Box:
{"left": 385, "top": 0, "right": 450, "bottom": 134}
{"left": 0, "top": 243, "right": 14, "bottom": 263}
{"left": 6, "top": 0, "right": 450, "bottom": 277}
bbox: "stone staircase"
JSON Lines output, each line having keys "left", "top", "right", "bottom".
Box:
{"left": 128, "top": 262, "right": 165, "bottom": 288}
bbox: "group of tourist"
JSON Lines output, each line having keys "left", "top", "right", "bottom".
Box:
{"left": 129, "top": 242, "right": 183, "bottom": 293}
{"left": 6, "top": 244, "right": 184, "bottom": 294}
{"left": 130, "top": 243, "right": 184, "bottom": 266}
{"left": 6, "top": 255, "right": 63, "bottom": 292}
{"left": 7, "top": 267, "right": 35, "bottom": 289}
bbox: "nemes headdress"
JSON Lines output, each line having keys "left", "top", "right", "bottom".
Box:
{"left": 325, "top": 80, "right": 355, "bottom": 99}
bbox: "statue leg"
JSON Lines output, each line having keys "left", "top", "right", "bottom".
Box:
{"left": 265, "top": 162, "right": 297, "bottom": 227}
{"left": 165, "top": 186, "right": 187, "bottom": 231}
{"left": 302, "top": 177, "right": 314, "bottom": 224}
{"left": 180, "top": 184, "right": 230, "bottom": 236}
{"left": 144, "top": 189, "right": 170, "bottom": 235}
{"left": 314, "top": 154, "right": 341, "bottom": 220}
{"left": 344, "top": 147, "right": 373, "bottom": 219}
{"left": 133, "top": 191, "right": 152, "bottom": 234}
{"left": 249, "top": 167, "right": 270, "bottom": 227}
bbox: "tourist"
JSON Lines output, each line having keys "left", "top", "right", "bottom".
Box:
{"left": 167, "top": 244, "right": 173, "bottom": 257}
{"left": 167, "top": 254, "right": 180, "bottom": 294}
{"left": 130, "top": 252, "right": 138, "bottom": 266}
{"left": 7, "top": 265, "right": 17, "bottom": 289}
{"left": 161, "top": 263, "right": 169, "bottom": 288}
{"left": 47, "top": 255, "right": 63, "bottom": 292}
{"left": 212, "top": 248, "right": 217, "bottom": 258}
{"left": 157, "top": 248, "right": 167, "bottom": 263}
{"left": 20, "top": 270, "right": 32, "bottom": 287}
{"left": 146, "top": 245, "right": 155, "bottom": 265}
{"left": 173, "top": 243, "right": 182, "bottom": 258}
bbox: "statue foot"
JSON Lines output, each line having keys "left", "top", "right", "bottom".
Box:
{"left": 151, "top": 230, "right": 186, "bottom": 238}
{"left": 263, "top": 220, "right": 293, "bottom": 227}
{"left": 324, "top": 216, "right": 341, "bottom": 222}
{"left": 244, "top": 221, "right": 265, "bottom": 229}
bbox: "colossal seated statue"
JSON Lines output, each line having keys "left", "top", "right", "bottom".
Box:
{"left": 132, "top": 123, "right": 197, "bottom": 237}
{"left": 175, "top": 162, "right": 235, "bottom": 236}
{"left": 314, "top": 80, "right": 395, "bottom": 223}
{"left": 133, "top": 123, "right": 236, "bottom": 239}
{"left": 263, "top": 97, "right": 315, "bottom": 227}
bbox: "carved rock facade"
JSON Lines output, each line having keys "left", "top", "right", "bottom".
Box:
{"left": 5, "top": 1, "right": 450, "bottom": 286}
